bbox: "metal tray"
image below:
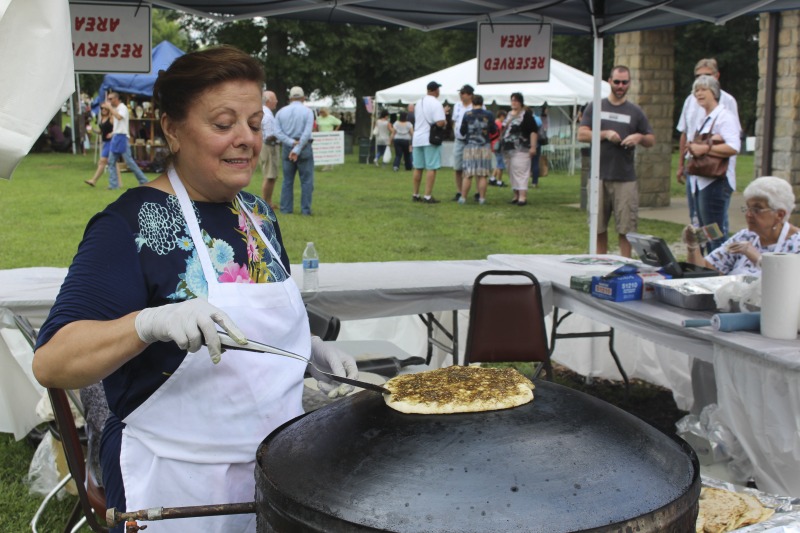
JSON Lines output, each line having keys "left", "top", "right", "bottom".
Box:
{"left": 648, "top": 276, "right": 753, "bottom": 311}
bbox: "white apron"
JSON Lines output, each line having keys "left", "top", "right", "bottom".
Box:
{"left": 119, "top": 168, "right": 309, "bottom": 532}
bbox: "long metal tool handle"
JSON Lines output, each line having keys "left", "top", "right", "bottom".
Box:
{"left": 108, "top": 502, "right": 256, "bottom": 528}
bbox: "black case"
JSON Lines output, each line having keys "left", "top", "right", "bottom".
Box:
{"left": 626, "top": 233, "right": 718, "bottom": 278}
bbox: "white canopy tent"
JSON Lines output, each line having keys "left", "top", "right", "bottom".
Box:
{"left": 375, "top": 57, "right": 609, "bottom": 108}
{"left": 376, "top": 58, "right": 610, "bottom": 174}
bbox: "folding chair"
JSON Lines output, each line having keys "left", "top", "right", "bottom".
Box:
{"left": 12, "top": 313, "right": 108, "bottom": 532}
{"left": 463, "top": 270, "right": 552, "bottom": 380}
{"left": 47, "top": 387, "right": 108, "bottom": 532}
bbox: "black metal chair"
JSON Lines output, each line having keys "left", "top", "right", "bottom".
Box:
{"left": 463, "top": 270, "right": 552, "bottom": 380}
{"left": 12, "top": 313, "right": 108, "bottom": 532}
{"left": 306, "top": 305, "right": 341, "bottom": 341}
{"left": 48, "top": 387, "right": 109, "bottom": 532}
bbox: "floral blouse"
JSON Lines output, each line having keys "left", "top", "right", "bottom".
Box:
{"left": 37, "top": 187, "right": 291, "bottom": 418}
{"left": 706, "top": 226, "right": 800, "bottom": 275}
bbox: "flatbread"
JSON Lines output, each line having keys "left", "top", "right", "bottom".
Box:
{"left": 383, "top": 365, "right": 534, "bottom": 415}
{"left": 697, "top": 487, "right": 774, "bottom": 533}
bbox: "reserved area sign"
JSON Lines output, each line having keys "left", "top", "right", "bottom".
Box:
{"left": 477, "top": 23, "right": 552, "bottom": 84}
{"left": 69, "top": 2, "right": 151, "bottom": 73}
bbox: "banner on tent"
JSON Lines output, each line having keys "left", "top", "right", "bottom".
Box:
{"left": 477, "top": 23, "right": 552, "bottom": 84}
{"left": 69, "top": 2, "right": 151, "bottom": 74}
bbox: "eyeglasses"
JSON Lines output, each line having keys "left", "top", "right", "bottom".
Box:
{"left": 611, "top": 79, "right": 630, "bottom": 86}
{"left": 741, "top": 206, "right": 774, "bottom": 215}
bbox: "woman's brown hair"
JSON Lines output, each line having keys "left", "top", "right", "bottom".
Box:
{"left": 153, "top": 45, "right": 264, "bottom": 122}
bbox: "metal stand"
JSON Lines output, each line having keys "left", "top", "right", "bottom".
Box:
{"left": 418, "top": 311, "right": 459, "bottom": 366}
{"left": 548, "top": 307, "right": 630, "bottom": 398}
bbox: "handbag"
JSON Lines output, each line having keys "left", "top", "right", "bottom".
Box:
{"left": 421, "top": 98, "right": 446, "bottom": 146}
{"left": 539, "top": 154, "right": 549, "bottom": 177}
{"left": 686, "top": 117, "right": 729, "bottom": 179}
{"left": 429, "top": 124, "right": 446, "bottom": 146}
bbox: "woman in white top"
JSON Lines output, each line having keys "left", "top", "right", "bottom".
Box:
{"left": 373, "top": 109, "right": 394, "bottom": 167}
{"left": 391, "top": 111, "right": 413, "bottom": 171}
{"left": 684, "top": 74, "right": 741, "bottom": 253}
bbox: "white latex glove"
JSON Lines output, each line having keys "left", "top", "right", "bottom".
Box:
{"left": 134, "top": 298, "right": 246, "bottom": 364}
{"left": 309, "top": 337, "right": 359, "bottom": 398}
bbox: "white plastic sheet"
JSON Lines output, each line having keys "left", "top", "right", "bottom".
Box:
{"left": 0, "top": 0, "right": 74, "bottom": 179}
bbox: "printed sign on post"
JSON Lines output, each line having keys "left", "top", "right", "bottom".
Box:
{"left": 70, "top": 2, "right": 151, "bottom": 73}
{"left": 477, "top": 23, "right": 552, "bottom": 84}
{"left": 312, "top": 131, "right": 345, "bottom": 166}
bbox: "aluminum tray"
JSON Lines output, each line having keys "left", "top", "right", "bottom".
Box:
{"left": 648, "top": 276, "right": 753, "bottom": 311}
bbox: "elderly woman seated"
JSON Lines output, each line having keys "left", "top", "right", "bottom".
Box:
{"left": 684, "top": 176, "right": 799, "bottom": 275}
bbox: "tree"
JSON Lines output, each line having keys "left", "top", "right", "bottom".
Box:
{"left": 177, "top": 16, "right": 475, "bottom": 136}
{"left": 674, "top": 15, "right": 759, "bottom": 136}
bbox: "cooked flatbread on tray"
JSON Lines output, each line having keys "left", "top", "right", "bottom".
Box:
{"left": 697, "top": 487, "right": 775, "bottom": 533}
{"left": 383, "top": 365, "right": 534, "bottom": 415}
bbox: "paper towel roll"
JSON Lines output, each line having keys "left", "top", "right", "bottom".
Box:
{"left": 711, "top": 312, "right": 761, "bottom": 332}
{"left": 760, "top": 252, "right": 800, "bottom": 340}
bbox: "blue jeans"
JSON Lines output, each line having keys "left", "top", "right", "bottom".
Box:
{"left": 107, "top": 135, "right": 148, "bottom": 188}
{"left": 686, "top": 179, "right": 698, "bottom": 225}
{"left": 280, "top": 145, "right": 314, "bottom": 215}
{"left": 693, "top": 178, "right": 732, "bottom": 253}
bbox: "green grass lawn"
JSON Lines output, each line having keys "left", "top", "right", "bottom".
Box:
{"left": 0, "top": 149, "right": 753, "bottom": 531}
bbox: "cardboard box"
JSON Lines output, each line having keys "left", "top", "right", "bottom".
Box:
{"left": 590, "top": 266, "right": 669, "bottom": 302}
{"left": 569, "top": 275, "right": 594, "bottom": 293}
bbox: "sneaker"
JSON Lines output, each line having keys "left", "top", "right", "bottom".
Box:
{"left": 457, "top": 197, "right": 466, "bottom": 205}
{"left": 452, "top": 192, "right": 462, "bottom": 201}
{"left": 488, "top": 178, "right": 498, "bottom": 185}
{"left": 478, "top": 198, "right": 486, "bottom": 205}
{"left": 423, "top": 197, "right": 440, "bottom": 204}
{"left": 497, "top": 181, "right": 507, "bottom": 187}
{"left": 412, "top": 195, "right": 421, "bottom": 202}
{"left": 509, "top": 199, "right": 518, "bottom": 204}
{"left": 393, "top": 167, "right": 399, "bottom": 172}
{"left": 473, "top": 193, "right": 480, "bottom": 202}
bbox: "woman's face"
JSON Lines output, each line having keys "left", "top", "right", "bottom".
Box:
{"left": 163, "top": 80, "right": 263, "bottom": 202}
{"left": 744, "top": 196, "right": 783, "bottom": 236}
{"left": 694, "top": 86, "right": 717, "bottom": 111}
{"left": 510, "top": 98, "right": 522, "bottom": 111}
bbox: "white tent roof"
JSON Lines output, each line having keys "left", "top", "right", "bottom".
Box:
{"left": 375, "top": 58, "right": 609, "bottom": 107}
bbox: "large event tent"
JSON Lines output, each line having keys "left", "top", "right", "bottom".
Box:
{"left": 375, "top": 58, "right": 609, "bottom": 108}
{"left": 376, "top": 58, "right": 610, "bottom": 173}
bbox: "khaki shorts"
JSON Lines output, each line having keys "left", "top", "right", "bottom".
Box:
{"left": 597, "top": 180, "right": 638, "bottom": 235}
{"left": 260, "top": 143, "right": 281, "bottom": 180}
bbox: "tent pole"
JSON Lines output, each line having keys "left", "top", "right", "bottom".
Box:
{"left": 71, "top": 73, "right": 80, "bottom": 155}
{"left": 570, "top": 103, "right": 577, "bottom": 175}
{"left": 588, "top": 35, "right": 603, "bottom": 255}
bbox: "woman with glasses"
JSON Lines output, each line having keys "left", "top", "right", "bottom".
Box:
{"left": 683, "top": 74, "right": 741, "bottom": 253}
{"left": 683, "top": 176, "right": 798, "bottom": 275}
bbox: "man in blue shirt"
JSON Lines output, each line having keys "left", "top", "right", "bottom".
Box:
{"left": 275, "top": 86, "right": 315, "bottom": 215}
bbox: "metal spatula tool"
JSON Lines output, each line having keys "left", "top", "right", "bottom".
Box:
{"left": 216, "top": 332, "right": 390, "bottom": 394}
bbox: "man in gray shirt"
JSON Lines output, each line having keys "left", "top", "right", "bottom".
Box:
{"left": 578, "top": 65, "right": 655, "bottom": 257}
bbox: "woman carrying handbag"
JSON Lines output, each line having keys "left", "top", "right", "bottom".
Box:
{"left": 684, "top": 74, "right": 741, "bottom": 253}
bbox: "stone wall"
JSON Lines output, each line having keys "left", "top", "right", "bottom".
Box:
{"left": 615, "top": 29, "right": 675, "bottom": 208}
{"left": 756, "top": 10, "right": 800, "bottom": 224}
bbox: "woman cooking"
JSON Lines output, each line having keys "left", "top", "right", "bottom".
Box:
{"left": 684, "top": 176, "right": 799, "bottom": 275}
{"left": 684, "top": 74, "right": 741, "bottom": 253}
{"left": 33, "top": 46, "right": 358, "bottom": 533}
{"left": 499, "top": 92, "right": 538, "bottom": 206}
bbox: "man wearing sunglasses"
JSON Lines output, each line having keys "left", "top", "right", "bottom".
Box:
{"left": 675, "top": 58, "right": 740, "bottom": 225}
{"left": 578, "top": 65, "right": 655, "bottom": 257}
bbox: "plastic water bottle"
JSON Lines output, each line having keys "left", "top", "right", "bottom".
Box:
{"left": 302, "top": 242, "right": 319, "bottom": 291}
